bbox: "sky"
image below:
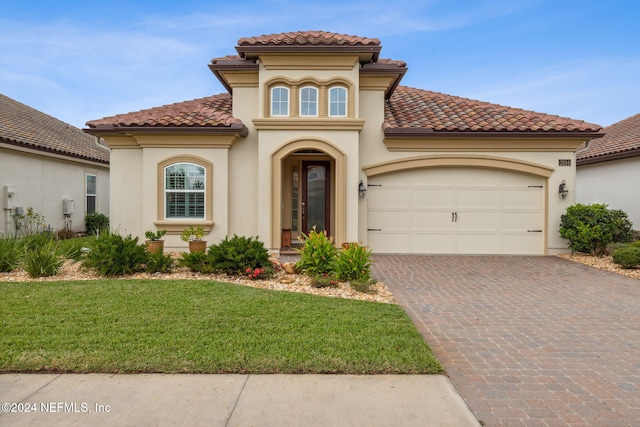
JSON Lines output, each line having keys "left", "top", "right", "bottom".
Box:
{"left": 1, "top": 0, "right": 638, "bottom": 129}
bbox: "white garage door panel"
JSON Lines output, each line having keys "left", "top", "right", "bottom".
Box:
{"left": 412, "top": 233, "right": 455, "bottom": 253}
{"left": 367, "top": 167, "right": 545, "bottom": 254}
{"left": 457, "top": 189, "right": 500, "bottom": 208}
{"left": 369, "top": 210, "right": 411, "bottom": 230}
{"left": 457, "top": 233, "right": 501, "bottom": 253}
{"left": 412, "top": 211, "right": 455, "bottom": 231}
{"left": 368, "top": 188, "right": 410, "bottom": 208}
{"left": 502, "top": 212, "right": 543, "bottom": 230}
{"left": 368, "top": 233, "right": 410, "bottom": 253}
{"left": 502, "top": 188, "right": 542, "bottom": 208}
{"left": 457, "top": 211, "right": 500, "bottom": 231}
{"left": 413, "top": 189, "right": 455, "bottom": 208}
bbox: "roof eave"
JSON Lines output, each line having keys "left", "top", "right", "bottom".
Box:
{"left": 383, "top": 128, "right": 605, "bottom": 139}
{"left": 0, "top": 137, "right": 110, "bottom": 165}
{"left": 361, "top": 64, "right": 408, "bottom": 99}
{"left": 208, "top": 61, "right": 259, "bottom": 94}
{"left": 577, "top": 147, "right": 640, "bottom": 166}
{"left": 84, "top": 125, "right": 249, "bottom": 138}
{"left": 236, "top": 45, "right": 382, "bottom": 62}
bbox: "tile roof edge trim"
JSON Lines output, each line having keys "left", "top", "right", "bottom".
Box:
{"left": 0, "top": 137, "right": 110, "bottom": 165}
{"left": 84, "top": 125, "right": 249, "bottom": 137}
{"left": 577, "top": 146, "right": 640, "bottom": 166}
{"left": 383, "top": 128, "right": 605, "bottom": 139}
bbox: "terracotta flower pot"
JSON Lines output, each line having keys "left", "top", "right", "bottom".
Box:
{"left": 145, "top": 240, "right": 164, "bottom": 254}
{"left": 189, "top": 240, "right": 207, "bottom": 253}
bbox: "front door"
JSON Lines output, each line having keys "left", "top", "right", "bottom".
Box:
{"left": 301, "top": 161, "right": 331, "bottom": 235}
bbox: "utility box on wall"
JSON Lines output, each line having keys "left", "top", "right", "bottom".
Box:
{"left": 63, "top": 198, "right": 75, "bottom": 215}
{"left": 4, "top": 186, "right": 15, "bottom": 210}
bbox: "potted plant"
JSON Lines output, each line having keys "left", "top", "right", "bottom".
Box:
{"left": 180, "top": 225, "right": 207, "bottom": 253}
{"left": 145, "top": 229, "right": 167, "bottom": 254}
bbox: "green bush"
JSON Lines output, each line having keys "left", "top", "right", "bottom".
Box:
{"left": 612, "top": 246, "right": 640, "bottom": 269}
{"left": 145, "top": 252, "right": 174, "bottom": 274}
{"left": 0, "top": 237, "right": 23, "bottom": 272}
{"left": 82, "top": 231, "right": 147, "bottom": 276}
{"left": 85, "top": 213, "right": 110, "bottom": 236}
{"left": 208, "top": 235, "right": 271, "bottom": 276}
{"left": 335, "top": 242, "right": 373, "bottom": 284}
{"left": 22, "top": 240, "right": 64, "bottom": 278}
{"left": 559, "top": 204, "right": 634, "bottom": 256}
{"left": 178, "top": 251, "right": 213, "bottom": 273}
{"left": 295, "top": 228, "right": 337, "bottom": 277}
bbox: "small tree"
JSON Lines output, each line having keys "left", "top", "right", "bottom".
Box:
{"left": 559, "top": 204, "right": 633, "bottom": 256}
{"left": 85, "top": 213, "right": 109, "bottom": 235}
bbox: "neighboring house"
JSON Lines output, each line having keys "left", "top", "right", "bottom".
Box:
{"left": 0, "top": 94, "right": 110, "bottom": 237}
{"left": 576, "top": 113, "right": 640, "bottom": 228}
{"left": 85, "top": 31, "right": 602, "bottom": 255}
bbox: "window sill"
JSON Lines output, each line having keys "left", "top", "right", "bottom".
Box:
{"left": 153, "top": 220, "right": 214, "bottom": 234}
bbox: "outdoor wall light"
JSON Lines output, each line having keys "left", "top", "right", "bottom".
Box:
{"left": 558, "top": 180, "right": 568, "bottom": 199}
{"left": 358, "top": 180, "right": 367, "bottom": 198}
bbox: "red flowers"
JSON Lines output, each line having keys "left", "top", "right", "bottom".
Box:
{"left": 245, "top": 267, "right": 264, "bottom": 279}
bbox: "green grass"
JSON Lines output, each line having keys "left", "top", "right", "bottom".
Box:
{"left": 0, "top": 279, "right": 442, "bottom": 374}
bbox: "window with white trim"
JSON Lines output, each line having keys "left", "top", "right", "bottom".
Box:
{"left": 164, "top": 163, "right": 205, "bottom": 219}
{"left": 86, "top": 174, "right": 97, "bottom": 214}
{"left": 271, "top": 86, "right": 289, "bottom": 116}
{"left": 328, "top": 86, "right": 347, "bottom": 117}
{"left": 300, "top": 86, "right": 318, "bottom": 117}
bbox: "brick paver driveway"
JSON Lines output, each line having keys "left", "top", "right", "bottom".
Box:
{"left": 372, "top": 255, "right": 640, "bottom": 427}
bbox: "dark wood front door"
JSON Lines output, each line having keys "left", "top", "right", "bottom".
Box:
{"left": 301, "top": 161, "right": 331, "bottom": 235}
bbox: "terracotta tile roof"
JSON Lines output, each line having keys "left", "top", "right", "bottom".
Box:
{"left": 0, "top": 94, "right": 109, "bottom": 164}
{"left": 237, "top": 31, "right": 381, "bottom": 47}
{"left": 86, "top": 93, "right": 242, "bottom": 130}
{"left": 577, "top": 113, "right": 640, "bottom": 164}
{"left": 384, "top": 86, "right": 602, "bottom": 134}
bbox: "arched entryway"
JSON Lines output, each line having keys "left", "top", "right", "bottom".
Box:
{"left": 271, "top": 139, "right": 346, "bottom": 249}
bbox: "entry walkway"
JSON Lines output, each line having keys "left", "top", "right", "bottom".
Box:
{"left": 373, "top": 255, "right": 640, "bottom": 426}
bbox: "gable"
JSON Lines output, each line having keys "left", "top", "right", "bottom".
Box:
{"left": 0, "top": 94, "right": 109, "bottom": 164}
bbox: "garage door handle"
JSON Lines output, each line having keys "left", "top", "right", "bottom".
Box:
{"left": 452, "top": 212, "right": 458, "bottom": 222}
{"left": 368, "top": 228, "right": 382, "bottom": 232}
{"left": 527, "top": 229, "right": 542, "bottom": 233}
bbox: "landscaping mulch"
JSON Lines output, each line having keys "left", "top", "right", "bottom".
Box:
{"left": 557, "top": 252, "right": 640, "bottom": 279}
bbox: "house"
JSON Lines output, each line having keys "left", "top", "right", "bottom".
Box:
{"left": 576, "top": 113, "right": 640, "bottom": 228}
{"left": 85, "top": 31, "right": 602, "bottom": 255}
{"left": 0, "top": 94, "right": 110, "bottom": 237}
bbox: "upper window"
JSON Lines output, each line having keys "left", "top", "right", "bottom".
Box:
{"left": 299, "top": 87, "right": 318, "bottom": 117}
{"left": 271, "top": 86, "right": 289, "bottom": 116}
{"left": 329, "top": 87, "right": 347, "bottom": 117}
{"left": 86, "top": 174, "right": 97, "bottom": 214}
{"left": 164, "top": 163, "right": 205, "bottom": 219}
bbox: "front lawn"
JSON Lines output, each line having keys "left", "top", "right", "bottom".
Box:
{"left": 0, "top": 279, "right": 442, "bottom": 374}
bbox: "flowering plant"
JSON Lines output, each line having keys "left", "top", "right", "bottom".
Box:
{"left": 245, "top": 267, "right": 266, "bottom": 280}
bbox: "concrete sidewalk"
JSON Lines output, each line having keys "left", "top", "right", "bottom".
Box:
{"left": 0, "top": 374, "right": 479, "bottom": 426}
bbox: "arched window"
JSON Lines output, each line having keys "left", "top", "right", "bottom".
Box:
{"left": 328, "top": 86, "right": 347, "bottom": 117}
{"left": 271, "top": 86, "right": 289, "bottom": 116}
{"left": 300, "top": 86, "right": 318, "bottom": 117}
{"left": 164, "top": 162, "right": 205, "bottom": 219}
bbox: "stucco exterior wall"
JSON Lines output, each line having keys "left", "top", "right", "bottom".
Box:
{"left": 0, "top": 146, "right": 109, "bottom": 236}
{"left": 577, "top": 157, "right": 640, "bottom": 229}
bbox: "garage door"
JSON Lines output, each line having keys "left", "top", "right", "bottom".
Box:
{"left": 367, "top": 168, "right": 545, "bottom": 254}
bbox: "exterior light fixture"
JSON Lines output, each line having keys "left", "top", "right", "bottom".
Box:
{"left": 558, "top": 180, "right": 568, "bottom": 199}
{"left": 358, "top": 180, "right": 367, "bottom": 198}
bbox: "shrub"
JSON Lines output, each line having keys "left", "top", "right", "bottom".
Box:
{"left": 13, "top": 207, "right": 47, "bottom": 237}
{"left": 178, "top": 251, "right": 213, "bottom": 273}
{"left": 295, "top": 228, "right": 337, "bottom": 277}
{"left": 22, "top": 240, "right": 64, "bottom": 278}
{"left": 82, "top": 231, "right": 147, "bottom": 276}
{"left": 85, "top": 213, "right": 110, "bottom": 236}
{"left": 0, "top": 237, "right": 23, "bottom": 272}
{"left": 335, "top": 242, "right": 373, "bottom": 284}
{"left": 310, "top": 272, "right": 338, "bottom": 288}
{"left": 208, "top": 235, "right": 271, "bottom": 276}
{"left": 145, "top": 252, "right": 174, "bottom": 274}
{"left": 612, "top": 246, "right": 640, "bottom": 269}
{"left": 559, "top": 204, "right": 633, "bottom": 256}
